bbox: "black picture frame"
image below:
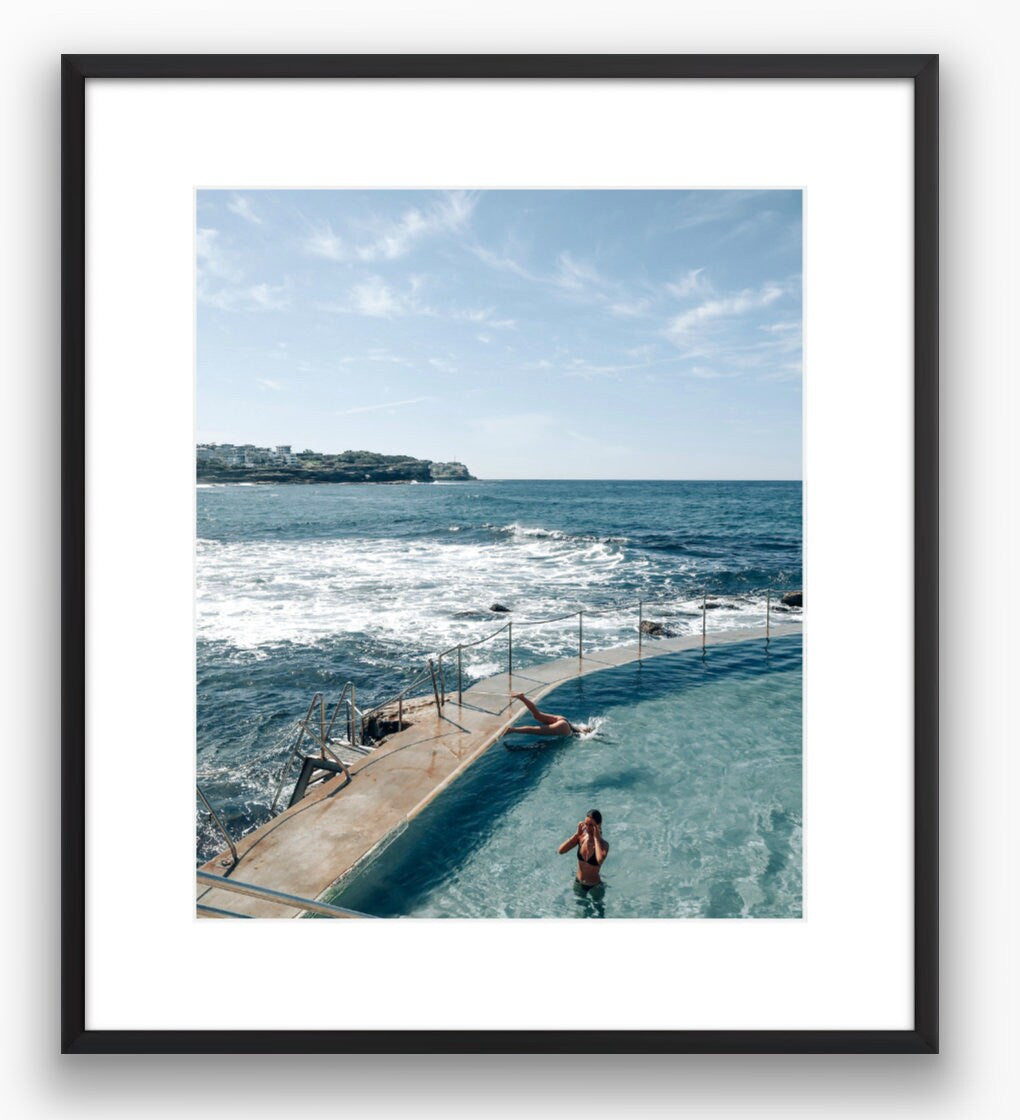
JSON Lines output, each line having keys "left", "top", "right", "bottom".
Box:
{"left": 62, "top": 53, "right": 938, "bottom": 1055}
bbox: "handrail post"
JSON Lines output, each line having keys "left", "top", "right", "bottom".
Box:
{"left": 766, "top": 589, "right": 771, "bottom": 644}
{"left": 507, "top": 622, "right": 513, "bottom": 677}
{"left": 638, "top": 599, "right": 643, "bottom": 659}
{"left": 438, "top": 654, "right": 446, "bottom": 707}
{"left": 702, "top": 592, "right": 707, "bottom": 651}
{"left": 398, "top": 695, "right": 403, "bottom": 730}
{"left": 351, "top": 683, "right": 357, "bottom": 746}
{"left": 319, "top": 694, "right": 326, "bottom": 759}
{"left": 427, "top": 658, "right": 442, "bottom": 715}
{"left": 323, "top": 682, "right": 350, "bottom": 744}
{"left": 457, "top": 645, "right": 463, "bottom": 706}
{"left": 578, "top": 610, "right": 584, "bottom": 661}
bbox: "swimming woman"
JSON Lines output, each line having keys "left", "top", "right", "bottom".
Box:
{"left": 558, "top": 809, "right": 609, "bottom": 889}
{"left": 507, "top": 691, "right": 591, "bottom": 737}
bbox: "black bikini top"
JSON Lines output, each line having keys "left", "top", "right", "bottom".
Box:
{"left": 577, "top": 843, "right": 601, "bottom": 866}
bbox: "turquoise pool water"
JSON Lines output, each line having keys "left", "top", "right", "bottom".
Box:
{"left": 327, "top": 633, "right": 802, "bottom": 919}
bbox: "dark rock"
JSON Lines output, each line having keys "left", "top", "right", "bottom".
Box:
{"left": 781, "top": 591, "right": 803, "bottom": 608}
{"left": 364, "top": 716, "right": 407, "bottom": 741}
{"left": 640, "top": 620, "right": 666, "bottom": 636}
{"left": 489, "top": 603, "right": 511, "bottom": 613}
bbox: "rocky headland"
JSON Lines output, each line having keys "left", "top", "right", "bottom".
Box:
{"left": 197, "top": 446, "right": 475, "bottom": 484}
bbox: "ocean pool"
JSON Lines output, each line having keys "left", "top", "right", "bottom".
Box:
{"left": 327, "top": 633, "right": 802, "bottom": 919}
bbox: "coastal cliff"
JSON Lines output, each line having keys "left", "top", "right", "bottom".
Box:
{"left": 196, "top": 445, "right": 475, "bottom": 484}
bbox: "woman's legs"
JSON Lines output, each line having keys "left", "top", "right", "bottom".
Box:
{"left": 511, "top": 692, "right": 561, "bottom": 726}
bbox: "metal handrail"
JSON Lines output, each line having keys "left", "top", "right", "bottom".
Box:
{"left": 196, "top": 870, "right": 375, "bottom": 918}
{"left": 269, "top": 693, "right": 319, "bottom": 813}
{"left": 297, "top": 705, "right": 353, "bottom": 776}
{"left": 360, "top": 663, "right": 436, "bottom": 721}
{"left": 438, "top": 620, "right": 511, "bottom": 657}
{"left": 441, "top": 587, "right": 801, "bottom": 697}
{"left": 270, "top": 684, "right": 358, "bottom": 813}
{"left": 429, "top": 588, "right": 799, "bottom": 649}
{"left": 196, "top": 785, "right": 238, "bottom": 869}
{"left": 285, "top": 587, "right": 802, "bottom": 748}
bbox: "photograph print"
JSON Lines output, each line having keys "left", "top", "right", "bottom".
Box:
{"left": 194, "top": 188, "right": 803, "bottom": 920}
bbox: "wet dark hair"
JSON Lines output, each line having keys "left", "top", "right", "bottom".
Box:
{"left": 587, "top": 809, "right": 602, "bottom": 825}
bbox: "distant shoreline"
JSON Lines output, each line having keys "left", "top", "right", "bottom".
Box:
{"left": 197, "top": 468, "right": 474, "bottom": 485}
{"left": 197, "top": 448, "right": 476, "bottom": 483}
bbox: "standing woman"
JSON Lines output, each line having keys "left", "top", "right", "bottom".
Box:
{"left": 558, "top": 809, "right": 608, "bottom": 889}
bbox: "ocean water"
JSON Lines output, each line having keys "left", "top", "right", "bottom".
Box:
{"left": 196, "top": 479, "right": 802, "bottom": 867}
{"left": 326, "top": 635, "right": 802, "bottom": 919}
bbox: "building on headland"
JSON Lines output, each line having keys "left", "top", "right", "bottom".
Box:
{"left": 197, "top": 442, "right": 298, "bottom": 468}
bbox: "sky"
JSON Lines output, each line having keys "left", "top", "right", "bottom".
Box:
{"left": 196, "top": 189, "right": 802, "bottom": 479}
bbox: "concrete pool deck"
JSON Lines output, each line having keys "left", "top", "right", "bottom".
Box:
{"left": 196, "top": 621, "right": 802, "bottom": 918}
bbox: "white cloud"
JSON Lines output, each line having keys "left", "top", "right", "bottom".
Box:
{"left": 196, "top": 226, "right": 219, "bottom": 260}
{"left": 666, "top": 268, "right": 706, "bottom": 299}
{"left": 350, "top": 276, "right": 402, "bottom": 317}
{"left": 303, "top": 223, "right": 346, "bottom": 261}
{"left": 469, "top": 244, "right": 540, "bottom": 282}
{"left": 330, "top": 276, "right": 426, "bottom": 318}
{"left": 303, "top": 192, "right": 477, "bottom": 263}
{"left": 197, "top": 226, "right": 291, "bottom": 311}
{"left": 554, "top": 251, "right": 606, "bottom": 291}
{"left": 355, "top": 190, "right": 478, "bottom": 262}
{"left": 228, "top": 194, "right": 262, "bottom": 226}
{"left": 201, "top": 281, "right": 292, "bottom": 312}
{"left": 339, "top": 349, "right": 415, "bottom": 367}
{"left": 336, "top": 396, "right": 432, "bottom": 416}
{"left": 329, "top": 275, "right": 480, "bottom": 321}
{"left": 196, "top": 227, "right": 240, "bottom": 282}
{"left": 671, "top": 191, "right": 760, "bottom": 231}
{"left": 666, "top": 283, "right": 785, "bottom": 337}
{"left": 452, "top": 306, "right": 516, "bottom": 329}
{"left": 720, "top": 209, "right": 779, "bottom": 242}
{"left": 257, "top": 378, "right": 284, "bottom": 391}
{"left": 436, "top": 190, "right": 477, "bottom": 228}
{"left": 483, "top": 247, "right": 652, "bottom": 318}
{"left": 549, "top": 350, "right": 688, "bottom": 380}
{"left": 356, "top": 209, "right": 429, "bottom": 262}
{"left": 471, "top": 244, "right": 623, "bottom": 314}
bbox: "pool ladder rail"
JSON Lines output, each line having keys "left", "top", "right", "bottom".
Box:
{"left": 267, "top": 682, "right": 374, "bottom": 814}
